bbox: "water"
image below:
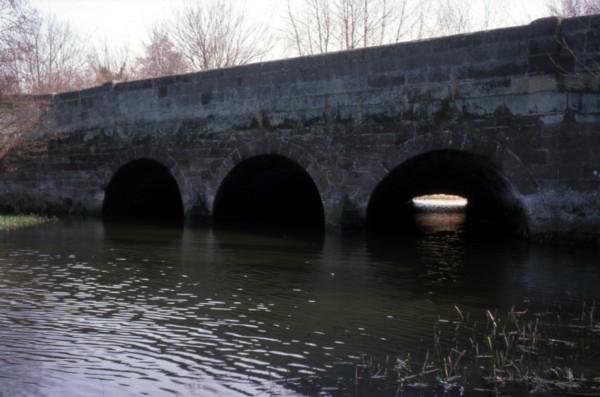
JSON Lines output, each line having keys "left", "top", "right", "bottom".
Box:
{"left": 1, "top": 215, "right": 599, "bottom": 396}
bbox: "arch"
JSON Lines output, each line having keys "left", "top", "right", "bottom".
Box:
{"left": 212, "top": 154, "right": 325, "bottom": 230}
{"left": 379, "top": 131, "right": 537, "bottom": 194}
{"left": 102, "top": 145, "right": 193, "bottom": 214}
{"left": 353, "top": 130, "right": 537, "bottom": 221}
{"left": 103, "top": 158, "right": 184, "bottom": 224}
{"left": 210, "top": 137, "right": 329, "bottom": 211}
{"left": 366, "top": 149, "right": 529, "bottom": 235}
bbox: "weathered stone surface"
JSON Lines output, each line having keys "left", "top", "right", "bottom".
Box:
{"left": 1, "top": 16, "right": 600, "bottom": 245}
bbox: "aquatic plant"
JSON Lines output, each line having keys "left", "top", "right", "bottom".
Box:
{"left": 297, "top": 303, "right": 600, "bottom": 396}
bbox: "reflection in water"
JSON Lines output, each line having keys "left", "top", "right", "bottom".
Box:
{"left": 0, "top": 217, "right": 599, "bottom": 396}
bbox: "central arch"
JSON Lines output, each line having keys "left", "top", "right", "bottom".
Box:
{"left": 212, "top": 155, "right": 325, "bottom": 230}
{"left": 366, "top": 150, "right": 527, "bottom": 236}
{"left": 103, "top": 158, "right": 184, "bottom": 224}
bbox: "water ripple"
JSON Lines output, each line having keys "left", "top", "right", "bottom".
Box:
{"left": 0, "top": 221, "right": 599, "bottom": 396}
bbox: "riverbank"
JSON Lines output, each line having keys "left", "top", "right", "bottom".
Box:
{"left": 0, "top": 214, "right": 53, "bottom": 231}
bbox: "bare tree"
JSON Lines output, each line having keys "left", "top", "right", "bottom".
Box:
{"left": 547, "top": 0, "right": 600, "bottom": 17}
{"left": 286, "top": 0, "right": 333, "bottom": 55}
{"left": 15, "top": 13, "right": 86, "bottom": 94}
{"left": 87, "top": 41, "right": 131, "bottom": 85}
{"left": 284, "top": 0, "right": 520, "bottom": 55}
{"left": 429, "top": 0, "right": 510, "bottom": 37}
{"left": 0, "top": 0, "right": 48, "bottom": 157}
{"left": 170, "top": 0, "right": 271, "bottom": 71}
{"left": 134, "top": 25, "right": 189, "bottom": 79}
{"left": 434, "top": 0, "right": 472, "bottom": 35}
{"left": 480, "top": 0, "right": 500, "bottom": 30}
{"left": 336, "top": 0, "right": 393, "bottom": 49}
{"left": 424, "top": 0, "right": 511, "bottom": 38}
{"left": 285, "top": 0, "right": 413, "bottom": 56}
{"left": 0, "top": 0, "right": 33, "bottom": 94}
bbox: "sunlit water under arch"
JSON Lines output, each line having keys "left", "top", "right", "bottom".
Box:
{"left": 1, "top": 215, "right": 600, "bottom": 396}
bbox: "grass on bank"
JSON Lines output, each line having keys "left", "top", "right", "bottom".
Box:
{"left": 0, "top": 214, "right": 53, "bottom": 231}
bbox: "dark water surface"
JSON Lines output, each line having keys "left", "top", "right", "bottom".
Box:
{"left": 1, "top": 215, "right": 599, "bottom": 396}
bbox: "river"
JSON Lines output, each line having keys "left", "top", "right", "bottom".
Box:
{"left": 1, "top": 213, "right": 599, "bottom": 396}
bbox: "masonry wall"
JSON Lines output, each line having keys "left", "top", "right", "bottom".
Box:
{"left": 0, "top": 16, "right": 599, "bottom": 244}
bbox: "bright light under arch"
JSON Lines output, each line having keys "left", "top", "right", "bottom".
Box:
{"left": 412, "top": 194, "right": 468, "bottom": 209}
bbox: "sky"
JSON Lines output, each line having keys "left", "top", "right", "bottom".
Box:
{"left": 30, "top": 0, "right": 281, "bottom": 54}
{"left": 30, "top": 0, "right": 551, "bottom": 60}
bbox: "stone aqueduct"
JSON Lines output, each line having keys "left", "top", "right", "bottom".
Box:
{"left": 1, "top": 16, "right": 600, "bottom": 243}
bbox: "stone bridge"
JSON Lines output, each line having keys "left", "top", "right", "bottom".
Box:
{"left": 1, "top": 16, "right": 600, "bottom": 244}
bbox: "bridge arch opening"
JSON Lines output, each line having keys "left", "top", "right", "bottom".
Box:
{"left": 103, "top": 159, "right": 184, "bottom": 225}
{"left": 212, "top": 155, "right": 325, "bottom": 231}
{"left": 366, "top": 150, "right": 527, "bottom": 237}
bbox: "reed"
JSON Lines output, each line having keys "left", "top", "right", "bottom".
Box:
{"left": 346, "top": 303, "right": 600, "bottom": 396}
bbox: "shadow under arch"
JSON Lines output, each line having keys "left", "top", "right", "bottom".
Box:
{"left": 366, "top": 149, "right": 528, "bottom": 238}
{"left": 103, "top": 158, "right": 184, "bottom": 226}
{"left": 212, "top": 154, "right": 325, "bottom": 234}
